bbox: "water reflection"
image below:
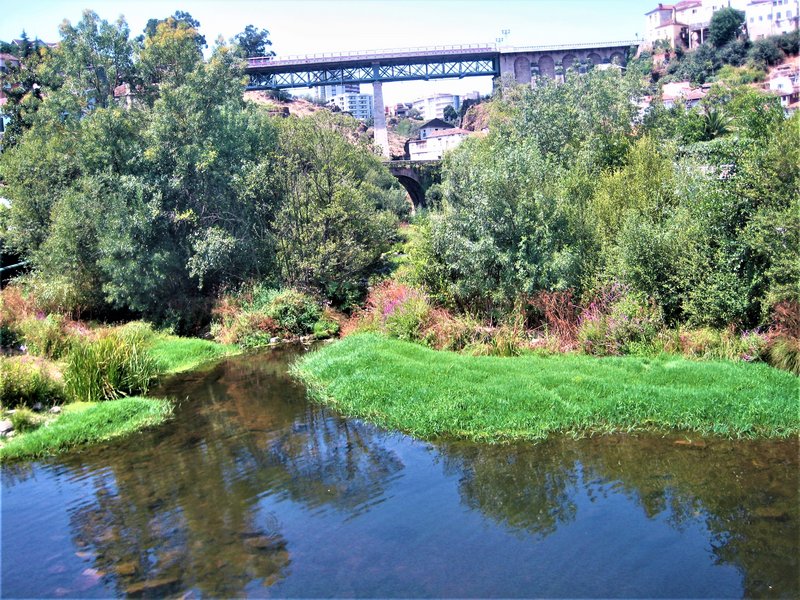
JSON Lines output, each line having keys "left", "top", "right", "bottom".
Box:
{"left": 2, "top": 348, "right": 798, "bottom": 598}
{"left": 443, "top": 435, "right": 799, "bottom": 597}
{"left": 46, "top": 349, "right": 405, "bottom": 596}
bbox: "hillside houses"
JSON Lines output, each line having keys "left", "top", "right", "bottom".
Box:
{"left": 644, "top": 0, "right": 799, "bottom": 50}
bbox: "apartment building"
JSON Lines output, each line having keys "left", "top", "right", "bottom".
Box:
{"left": 746, "top": 0, "right": 800, "bottom": 39}
{"left": 328, "top": 92, "right": 374, "bottom": 121}
{"left": 314, "top": 83, "right": 360, "bottom": 103}
{"left": 410, "top": 93, "right": 460, "bottom": 121}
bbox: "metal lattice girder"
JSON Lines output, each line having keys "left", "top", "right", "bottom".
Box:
{"left": 247, "top": 56, "right": 499, "bottom": 90}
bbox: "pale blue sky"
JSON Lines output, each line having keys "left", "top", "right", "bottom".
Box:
{"left": 2, "top": 0, "right": 656, "bottom": 104}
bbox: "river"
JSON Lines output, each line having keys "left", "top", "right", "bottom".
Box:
{"left": 2, "top": 347, "right": 798, "bottom": 597}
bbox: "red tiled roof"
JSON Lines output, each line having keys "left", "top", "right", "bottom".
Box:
{"left": 656, "top": 20, "right": 689, "bottom": 28}
{"left": 646, "top": 4, "right": 675, "bottom": 15}
{"left": 675, "top": 0, "right": 702, "bottom": 10}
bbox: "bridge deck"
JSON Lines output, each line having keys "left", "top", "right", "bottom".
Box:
{"left": 247, "top": 44, "right": 495, "bottom": 70}
{"left": 245, "top": 40, "right": 640, "bottom": 90}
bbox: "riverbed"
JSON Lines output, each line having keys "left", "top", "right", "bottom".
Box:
{"left": 2, "top": 347, "right": 797, "bottom": 597}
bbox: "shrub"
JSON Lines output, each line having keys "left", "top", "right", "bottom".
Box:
{"left": 229, "top": 313, "right": 281, "bottom": 348}
{"left": 312, "top": 309, "right": 342, "bottom": 339}
{"left": 529, "top": 290, "right": 579, "bottom": 346}
{"left": 748, "top": 39, "right": 785, "bottom": 68}
{"left": 211, "top": 285, "right": 323, "bottom": 345}
{"left": 113, "top": 321, "right": 157, "bottom": 347}
{"left": 17, "top": 314, "right": 74, "bottom": 359}
{"left": 578, "top": 285, "right": 664, "bottom": 356}
{"left": 677, "top": 327, "right": 767, "bottom": 361}
{"left": 764, "top": 300, "right": 800, "bottom": 374}
{"left": 261, "top": 289, "right": 321, "bottom": 336}
{"left": 64, "top": 335, "right": 159, "bottom": 403}
{"left": 0, "top": 357, "right": 66, "bottom": 409}
{"left": 0, "top": 286, "right": 34, "bottom": 328}
{"left": 766, "top": 337, "right": 800, "bottom": 375}
{"left": 9, "top": 408, "right": 44, "bottom": 433}
{"left": 423, "top": 310, "right": 489, "bottom": 351}
{"left": 384, "top": 292, "right": 431, "bottom": 342}
{"left": 359, "top": 281, "right": 432, "bottom": 343}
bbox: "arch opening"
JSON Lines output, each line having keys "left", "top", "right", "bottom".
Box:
{"left": 514, "top": 56, "right": 532, "bottom": 84}
{"left": 395, "top": 175, "right": 425, "bottom": 208}
{"left": 538, "top": 55, "right": 555, "bottom": 78}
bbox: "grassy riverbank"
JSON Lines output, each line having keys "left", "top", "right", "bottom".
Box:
{"left": 0, "top": 323, "right": 239, "bottom": 462}
{"left": 294, "top": 334, "right": 800, "bottom": 442}
{"left": 0, "top": 398, "right": 173, "bottom": 461}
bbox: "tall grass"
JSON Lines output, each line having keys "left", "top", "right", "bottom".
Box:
{"left": 64, "top": 335, "right": 159, "bottom": 403}
{"left": 294, "top": 333, "right": 800, "bottom": 442}
{"left": 0, "top": 357, "right": 66, "bottom": 408}
{"left": 0, "top": 398, "right": 172, "bottom": 462}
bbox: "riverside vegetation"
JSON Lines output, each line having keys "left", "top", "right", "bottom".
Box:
{"left": 1, "top": 9, "right": 798, "bottom": 453}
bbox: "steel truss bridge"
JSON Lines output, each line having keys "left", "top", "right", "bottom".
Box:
{"left": 244, "top": 40, "right": 639, "bottom": 90}
{"left": 246, "top": 45, "right": 498, "bottom": 90}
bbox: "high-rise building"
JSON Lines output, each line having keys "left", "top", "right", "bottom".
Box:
{"left": 410, "top": 93, "right": 461, "bottom": 121}
{"left": 314, "top": 83, "right": 361, "bottom": 103}
{"left": 328, "top": 93, "right": 374, "bottom": 121}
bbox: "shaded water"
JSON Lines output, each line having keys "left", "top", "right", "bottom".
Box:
{"left": 2, "top": 348, "right": 798, "bottom": 598}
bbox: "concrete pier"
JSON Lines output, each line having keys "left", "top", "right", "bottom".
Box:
{"left": 372, "top": 79, "right": 389, "bottom": 159}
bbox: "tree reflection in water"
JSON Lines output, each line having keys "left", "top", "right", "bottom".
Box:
{"left": 442, "top": 435, "right": 798, "bottom": 597}
{"left": 59, "top": 349, "right": 404, "bottom": 597}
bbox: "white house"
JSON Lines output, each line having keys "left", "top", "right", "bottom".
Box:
{"left": 418, "top": 118, "right": 454, "bottom": 139}
{"left": 660, "top": 81, "right": 710, "bottom": 107}
{"left": 643, "top": 0, "right": 797, "bottom": 49}
{"left": 408, "top": 128, "right": 471, "bottom": 161}
{"left": 746, "top": 0, "right": 800, "bottom": 39}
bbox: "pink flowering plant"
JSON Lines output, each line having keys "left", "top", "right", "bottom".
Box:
{"left": 578, "top": 283, "right": 664, "bottom": 356}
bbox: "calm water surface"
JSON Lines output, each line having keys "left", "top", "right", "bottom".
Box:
{"left": 2, "top": 348, "right": 798, "bottom": 598}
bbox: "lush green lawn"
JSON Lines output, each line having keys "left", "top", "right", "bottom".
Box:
{"left": 294, "top": 333, "right": 800, "bottom": 442}
{"left": 0, "top": 398, "right": 173, "bottom": 462}
{"left": 148, "top": 335, "right": 239, "bottom": 374}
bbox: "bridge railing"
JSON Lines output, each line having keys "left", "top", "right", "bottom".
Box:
{"left": 247, "top": 43, "right": 496, "bottom": 67}
{"left": 498, "top": 39, "right": 640, "bottom": 53}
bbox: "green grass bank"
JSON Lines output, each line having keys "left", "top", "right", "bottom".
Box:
{"left": 294, "top": 333, "right": 800, "bottom": 442}
{"left": 0, "top": 398, "right": 173, "bottom": 462}
{"left": 0, "top": 324, "right": 239, "bottom": 462}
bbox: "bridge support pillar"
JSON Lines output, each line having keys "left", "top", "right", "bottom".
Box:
{"left": 372, "top": 80, "right": 389, "bottom": 159}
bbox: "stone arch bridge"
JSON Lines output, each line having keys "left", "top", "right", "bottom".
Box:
{"left": 384, "top": 160, "right": 441, "bottom": 208}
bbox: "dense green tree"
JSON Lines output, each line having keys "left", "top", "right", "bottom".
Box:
{"left": 136, "top": 16, "right": 204, "bottom": 97}
{"left": 747, "top": 38, "right": 785, "bottom": 67}
{"left": 442, "top": 104, "right": 458, "bottom": 123}
{"left": 270, "top": 112, "right": 399, "bottom": 305}
{"left": 708, "top": 7, "right": 745, "bottom": 48}
{"left": 142, "top": 10, "right": 206, "bottom": 49}
{"left": 49, "top": 10, "right": 134, "bottom": 110}
{"left": 0, "top": 32, "right": 50, "bottom": 147}
{"left": 232, "top": 25, "right": 274, "bottom": 57}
